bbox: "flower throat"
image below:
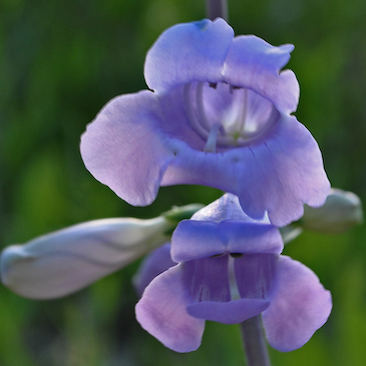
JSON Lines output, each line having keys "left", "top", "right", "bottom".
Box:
{"left": 183, "top": 81, "right": 279, "bottom": 152}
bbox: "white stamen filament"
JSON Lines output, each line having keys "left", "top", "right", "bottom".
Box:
{"left": 204, "top": 123, "right": 221, "bottom": 152}
{"left": 196, "top": 82, "right": 212, "bottom": 132}
{"left": 236, "top": 88, "right": 248, "bottom": 136}
{"left": 183, "top": 83, "right": 210, "bottom": 139}
{"left": 228, "top": 255, "right": 241, "bottom": 300}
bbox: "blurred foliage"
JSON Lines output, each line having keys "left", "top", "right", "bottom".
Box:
{"left": 1, "top": 0, "right": 366, "bottom": 365}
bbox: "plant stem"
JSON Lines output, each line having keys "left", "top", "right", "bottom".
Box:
{"left": 240, "top": 315, "right": 272, "bottom": 366}
{"left": 205, "top": 0, "right": 228, "bottom": 21}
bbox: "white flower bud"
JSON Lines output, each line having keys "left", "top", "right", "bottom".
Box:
{"left": 302, "top": 188, "right": 363, "bottom": 234}
{"left": 1, "top": 217, "right": 173, "bottom": 299}
{"left": 280, "top": 225, "right": 303, "bottom": 244}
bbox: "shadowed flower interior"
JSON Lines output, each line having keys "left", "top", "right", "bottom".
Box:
{"left": 183, "top": 253, "right": 276, "bottom": 324}
{"left": 181, "top": 82, "right": 279, "bottom": 151}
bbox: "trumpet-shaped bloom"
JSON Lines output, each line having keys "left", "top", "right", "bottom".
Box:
{"left": 81, "top": 18, "right": 330, "bottom": 226}
{"left": 135, "top": 194, "right": 332, "bottom": 353}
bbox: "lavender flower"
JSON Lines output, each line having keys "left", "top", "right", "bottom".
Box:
{"left": 135, "top": 194, "right": 332, "bottom": 353}
{"left": 80, "top": 18, "right": 330, "bottom": 226}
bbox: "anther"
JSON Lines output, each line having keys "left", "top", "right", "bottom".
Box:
{"left": 229, "top": 84, "right": 242, "bottom": 94}
{"left": 230, "top": 253, "right": 244, "bottom": 258}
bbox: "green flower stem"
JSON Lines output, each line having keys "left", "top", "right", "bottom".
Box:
{"left": 240, "top": 315, "right": 272, "bottom": 366}
{"left": 161, "top": 203, "right": 204, "bottom": 235}
{"left": 205, "top": 0, "right": 228, "bottom": 21}
{"left": 162, "top": 203, "right": 204, "bottom": 223}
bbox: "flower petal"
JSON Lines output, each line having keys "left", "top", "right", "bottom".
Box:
{"left": 160, "top": 138, "right": 241, "bottom": 191}
{"left": 234, "top": 254, "right": 277, "bottom": 299}
{"left": 236, "top": 115, "right": 330, "bottom": 226}
{"left": 144, "top": 18, "right": 234, "bottom": 93}
{"left": 191, "top": 193, "right": 255, "bottom": 223}
{"left": 172, "top": 203, "right": 282, "bottom": 261}
{"left": 223, "top": 35, "right": 299, "bottom": 114}
{"left": 182, "top": 257, "right": 231, "bottom": 303}
{"left": 80, "top": 91, "right": 175, "bottom": 206}
{"left": 171, "top": 220, "right": 225, "bottom": 262}
{"left": 133, "top": 243, "right": 176, "bottom": 296}
{"left": 262, "top": 255, "right": 332, "bottom": 352}
{"left": 184, "top": 255, "right": 270, "bottom": 324}
{"left": 1, "top": 217, "right": 171, "bottom": 299}
{"left": 187, "top": 298, "right": 269, "bottom": 324}
{"left": 135, "top": 264, "right": 205, "bottom": 353}
{"left": 218, "top": 221, "right": 283, "bottom": 254}
{"left": 162, "top": 115, "right": 329, "bottom": 226}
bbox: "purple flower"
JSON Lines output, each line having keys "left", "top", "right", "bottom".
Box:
{"left": 80, "top": 18, "right": 330, "bottom": 226}
{"left": 135, "top": 194, "right": 332, "bottom": 353}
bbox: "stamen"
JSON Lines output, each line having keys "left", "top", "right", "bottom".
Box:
{"left": 183, "top": 83, "right": 210, "bottom": 139}
{"left": 236, "top": 88, "right": 248, "bottom": 136}
{"left": 230, "top": 253, "right": 244, "bottom": 258}
{"left": 196, "top": 82, "right": 211, "bottom": 131}
{"left": 204, "top": 123, "right": 221, "bottom": 153}
{"left": 228, "top": 255, "right": 241, "bottom": 300}
{"left": 229, "top": 84, "right": 241, "bottom": 94}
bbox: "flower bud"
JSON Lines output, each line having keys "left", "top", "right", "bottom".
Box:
{"left": 280, "top": 225, "right": 303, "bottom": 244}
{"left": 302, "top": 188, "right": 363, "bottom": 234}
{"left": 1, "top": 216, "right": 174, "bottom": 299}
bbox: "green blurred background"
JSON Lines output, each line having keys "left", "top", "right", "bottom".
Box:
{"left": 1, "top": 0, "right": 366, "bottom": 365}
